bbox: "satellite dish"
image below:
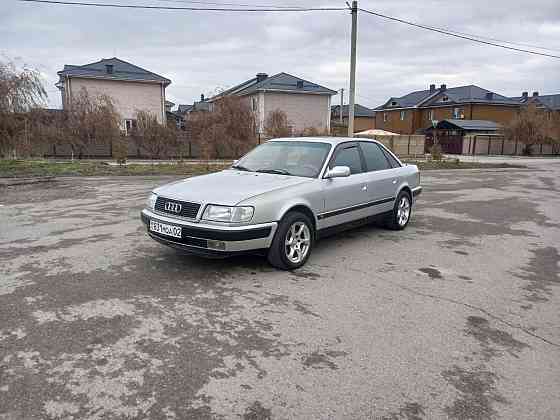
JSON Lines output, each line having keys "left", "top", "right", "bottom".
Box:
{"left": 431, "top": 120, "right": 439, "bottom": 128}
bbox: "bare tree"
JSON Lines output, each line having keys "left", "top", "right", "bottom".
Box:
{"left": 190, "top": 96, "right": 256, "bottom": 159}
{"left": 298, "top": 126, "right": 330, "bottom": 137}
{"left": 503, "top": 105, "right": 550, "bottom": 155}
{"left": 131, "top": 110, "right": 177, "bottom": 159}
{"left": 62, "top": 88, "right": 122, "bottom": 158}
{"left": 264, "top": 109, "right": 291, "bottom": 138}
{"left": 0, "top": 59, "right": 47, "bottom": 157}
{"left": 0, "top": 60, "right": 47, "bottom": 113}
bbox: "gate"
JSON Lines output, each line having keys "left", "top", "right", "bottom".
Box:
{"left": 425, "top": 132, "right": 463, "bottom": 154}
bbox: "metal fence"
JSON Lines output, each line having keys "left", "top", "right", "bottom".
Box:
{"left": 463, "top": 135, "right": 560, "bottom": 156}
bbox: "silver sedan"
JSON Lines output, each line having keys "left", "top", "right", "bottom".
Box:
{"left": 141, "top": 137, "right": 422, "bottom": 269}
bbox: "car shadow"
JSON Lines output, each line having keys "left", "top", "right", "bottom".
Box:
{"left": 153, "top": 220, "right": 397, "bottom": 273}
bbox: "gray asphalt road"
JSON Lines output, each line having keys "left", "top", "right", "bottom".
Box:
{"left": 1, "top": 163, "right": 559, "bottom": 420}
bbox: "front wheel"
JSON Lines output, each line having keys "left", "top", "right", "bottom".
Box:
{"left": 267, "top": 211, "right": 314, "bottom": 270}
{"left": 386, "top": 190, "right": 412, "bottom": 230}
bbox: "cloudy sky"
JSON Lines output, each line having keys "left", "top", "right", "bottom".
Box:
{"left": 1, "top": 0, "right": 559, "bottom": 109}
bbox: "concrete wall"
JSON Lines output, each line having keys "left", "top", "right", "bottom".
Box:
{"left": 263, "top": 92, "right": 331, "bottom": 134}
{"left": 357, "top": 135, "right": 425, "bottom": 157}
{"left": 67, "top": 77, "right": 166, "bottom": 124}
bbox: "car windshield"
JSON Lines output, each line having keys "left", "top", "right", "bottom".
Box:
{"left": 233, "top": 141, "right": 332, "bottom": 178}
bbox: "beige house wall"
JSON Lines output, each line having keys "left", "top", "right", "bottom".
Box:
{"left": 262, "top": 92, "right": 331, "bottom": 134}
{"left": 65, "top": 77, "right": 166, "bottom": 124}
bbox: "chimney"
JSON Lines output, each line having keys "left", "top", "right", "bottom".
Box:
{"left": 200, "top": 93, "right": 205, "bottom": 102}
{"left": 256, "top": 73, "right": 268, "bottom": 83}
{"left": 532, "top": 91, "right": 539, "bottom": 97}
{"left": 429, "top": 84, "right": 436, "bottom": 93}
{"left": 105, "top": 64, "right": 114, "bottom": 74}
{"left": 440, "top": 84, "right": 447, "bottom": 90}
{"left": 522, "top": 92, "right": 528, "bottom": 99}
{"left": 485, "top": 92, "right": 494, "bottom": 100}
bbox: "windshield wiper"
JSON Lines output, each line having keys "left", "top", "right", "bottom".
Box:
{"left": 231, "top": 164, "right": 252, "bottom": 172}
{"left": 255, "top": 168, "right": 293, "bottom": 176}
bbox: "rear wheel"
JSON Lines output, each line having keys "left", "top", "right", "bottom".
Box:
{"left": 268, "top": 211, "right": 314, "bottom": 270}
{"left": 386, "top": 190, "right": 412, "bottom": 230}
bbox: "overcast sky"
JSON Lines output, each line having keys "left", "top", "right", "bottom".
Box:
{"left": 1, "top": 0, "right": 559, "bottom": 109}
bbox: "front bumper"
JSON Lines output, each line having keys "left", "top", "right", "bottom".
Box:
{"left": 141, "top": 209, "right": 277, "bottom": 257}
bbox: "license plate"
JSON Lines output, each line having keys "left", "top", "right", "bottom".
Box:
{"left": 149, "top": 220, "right": 182, "bottom": 239}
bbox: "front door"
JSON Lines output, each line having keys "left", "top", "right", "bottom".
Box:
{"left": 318, "top": 142, "right": 371, "bottom": 229}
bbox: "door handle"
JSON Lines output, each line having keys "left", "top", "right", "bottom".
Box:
{"left": 361, "top": 185, "right": 368, "bottom": 191}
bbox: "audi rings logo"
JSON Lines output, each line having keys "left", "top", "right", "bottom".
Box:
{"left": 164, "top": 202, "right": 182, "bottom": 214}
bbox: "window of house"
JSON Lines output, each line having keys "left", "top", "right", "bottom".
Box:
{"left": 428, "top": 110, "right": 434, "bottom": 121}
{"left": 383, "top": 112, "right": 388, "bottom": 122}
{"left": 124, "top": 119, "right": 137, "bottom": 135}
{"left": 400, "top": 111, "right": 406, "bottom": 121}
{"left": 442, "top": 96, "right": 449, "bottom": 102}
{"left": 453, "top": 107, "right": 464, "bottom": 119}
{"left": 360, "top": 142, "right": 390, "bottom": 172}
{"left": 252, "top": 97, "right": 258, "bottom": 112}
{"left": 391, "top": 101, "right": 397, "bottom": 106}
{"left": 330, "top": 145, "right": 363, "bottom": 175}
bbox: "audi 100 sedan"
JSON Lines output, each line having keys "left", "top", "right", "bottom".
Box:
{"left": 141, "top": 137, "right": 422, "bottom": 270}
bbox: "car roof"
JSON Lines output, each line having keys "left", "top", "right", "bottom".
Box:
{"left": 269, "top": 137, "right": 380, "bottom": 146}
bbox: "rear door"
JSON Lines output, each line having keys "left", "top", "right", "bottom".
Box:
{"left": 318, "top": 142, "right": 371, "bottom": 229}
{"left": 358, "top": 141, "right": 400, "bottom": 214}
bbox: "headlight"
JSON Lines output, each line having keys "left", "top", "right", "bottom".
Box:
{"left": 202, "top": 205, "right": 254, "bottom": 223}
{"left": 147, "top": 193, "right": 157, "bottom": 210}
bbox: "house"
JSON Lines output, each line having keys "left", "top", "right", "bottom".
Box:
{"left": 165, "top": 100, "right": 175, "bottom": 112}
{"left": 374, "top": 84, "right": 521, "bottom": 135}
{"left": 331, "top": 104, "right": 375, "bottom": 132}
{"left": 209, "top": 72, "right": 336, "bottom": 136}
{"left": 56, "top": 57, "right": 171, "bottom": 132}
{"left": 176, "top": 94, "right": 211, "bottom": 118}
{"left": 511, "top": 91, "right": 560, "bottom": 117}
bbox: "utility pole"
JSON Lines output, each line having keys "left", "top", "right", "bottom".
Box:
{"left": 348, "top": 0, "right": 358, "bottom": 137}
{"left": 339, "top": 88, "right": 344, "bottom": 124}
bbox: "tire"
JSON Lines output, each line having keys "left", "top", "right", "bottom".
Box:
{"left": 386, "top": 190, "right": 412, "bottom": 230}
{"left": 267, "top": 211, "right": 315, "bottom": 270}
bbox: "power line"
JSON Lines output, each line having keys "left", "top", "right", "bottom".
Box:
{"left": 18, "top": 0, "right": 560, "bottom": 59}
{"left": 358, "top": 7, "right": 560, "bottom": 59}
{"left": 439, "top": 29, "right": 560, "bottom": 53}
{"left": 18, "top": 0, "right": 346, "bottom": 12}
{"left": 149, "top": 0, "right": 306, "bottom": 9}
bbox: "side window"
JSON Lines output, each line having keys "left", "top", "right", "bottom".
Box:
{"left": 360, "top": 142, "right": 391, "bottom": 171}
{"left": 331, "top": 146, "right": 363, "bottom": 174}
{"left": 381, "top": 147, "right": 401, "bottom": 168}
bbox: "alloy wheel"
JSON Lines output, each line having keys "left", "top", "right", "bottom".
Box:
{"left": 284, "top": 221, "right": 311, "bottom": 264}
{"left": 397, "top": 196, "right": 411, "bottom": 227}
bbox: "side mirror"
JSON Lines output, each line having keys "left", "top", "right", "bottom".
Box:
{"left": 325, "top": 166, "right": 351, "bottom": 178}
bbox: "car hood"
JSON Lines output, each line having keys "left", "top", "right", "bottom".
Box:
{"left": 154, "top": 170, "right": 312, "bottom": 206}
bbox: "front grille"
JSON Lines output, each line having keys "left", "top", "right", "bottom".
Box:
{"left": 155, "top": 197, "right": 201, "bottom": 219}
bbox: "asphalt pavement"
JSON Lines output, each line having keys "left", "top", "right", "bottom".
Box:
{"left": 1, "top": 161, "right": 559, "bottom": 419}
